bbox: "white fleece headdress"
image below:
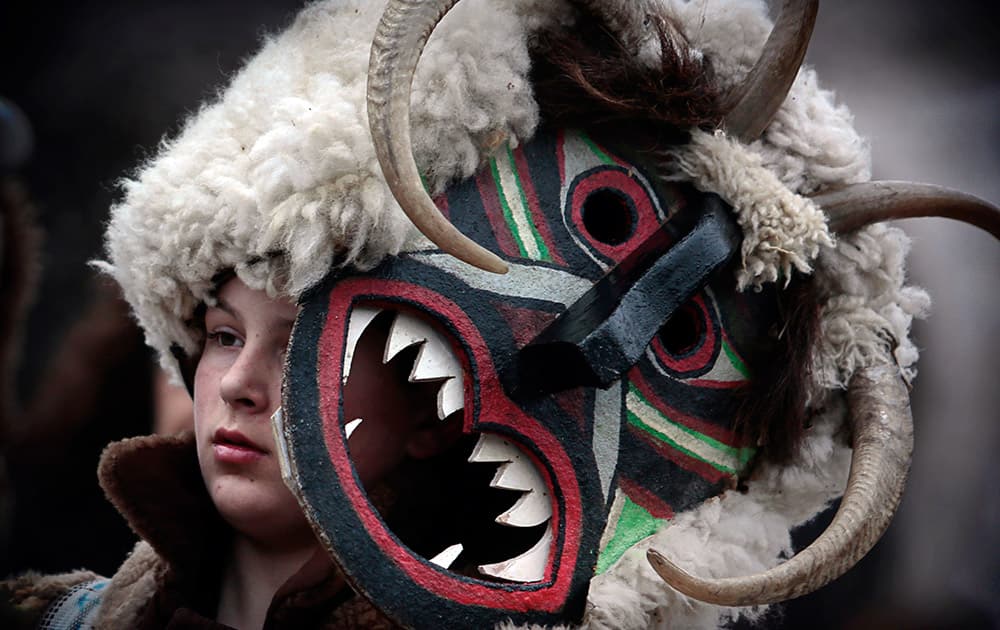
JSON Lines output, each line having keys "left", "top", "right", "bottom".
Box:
{"left": 100, "top": 0, "right": 929, "bottom": 627}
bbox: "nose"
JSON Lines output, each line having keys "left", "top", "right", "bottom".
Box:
{"left": 513, "top": 198, "right": 739, "bottom": 396}
{"left": 219, "top": 341, "right": 273, "bottom": 412}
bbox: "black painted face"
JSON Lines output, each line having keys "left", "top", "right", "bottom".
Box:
{"left": 278, "top": 129, "right": 779, "bottom": 627}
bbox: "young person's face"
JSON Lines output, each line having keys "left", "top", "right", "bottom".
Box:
{"left": 193, "top": 278, "right": 307, "bottom": 544}
{"left": 194, "top": 277, "right": 449, "bottom": 547}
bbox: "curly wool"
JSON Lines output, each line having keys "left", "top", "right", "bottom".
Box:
{"left": 673, "top": 129, "right": 834, "bottom": 290}
{"left": 669, "top": 0, "right": 872, "bottom": 193}
{"left": 99, "top": 0, "right": 885, "bottom": 389}
{"left": 812, "top": 223, "right": 930, "bottom": 396}
{"left": 0, "top": 569, "right": 99, "bottom": 613}
{"left": 99, "top": 0, "right": 555, "bottom": 376}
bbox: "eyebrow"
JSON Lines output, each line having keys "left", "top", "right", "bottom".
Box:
{"left": 212, "top": 297, "right": 296, "bottom": 331}
{"left": 213, "top": 297, "right": 239, "bottom": 319}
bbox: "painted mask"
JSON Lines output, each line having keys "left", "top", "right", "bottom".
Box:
{"left": 277, "top": 128, "right": 783, "bottom": 627}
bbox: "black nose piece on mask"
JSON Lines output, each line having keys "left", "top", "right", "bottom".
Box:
{"left": 512, "top": 195, "right": 740, "bottom": 397}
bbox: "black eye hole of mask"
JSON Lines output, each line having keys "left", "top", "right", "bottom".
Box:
{"left": 657, "top": 302, "right": 704, "bottom": 357}
{"left": 513, "top": 195, "right": 740, "bottom": 396}
{"left": 581, "top": 188, "right": 637, "bottom": 245}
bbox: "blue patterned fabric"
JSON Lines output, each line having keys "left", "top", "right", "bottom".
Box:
{"left": 37, "top": 578, "right": 109, "bottom": 630}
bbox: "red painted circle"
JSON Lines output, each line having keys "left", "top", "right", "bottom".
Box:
{"left": 569, "top": 168, "right": 661, "bottom": 262}
{"left": 650, "top": 293, "right": 719, "bottom": 378}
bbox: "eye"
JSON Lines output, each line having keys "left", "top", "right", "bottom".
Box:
{"left": 657, "top": 303, "right": 704, "bottom": 357}
{"left": 646, "top": 291, "right": 749, "bottom": 387}
{"left": 565, "top": 164, "right": 667, "bottom": 268}
{"left": 581, "top": 188, "right": 635, "bottom": 245}
{"left": 208, "top": 329, "right": 244, "bottom": 349}
{"left": 650, "top": 295, "right": 715, "bottom": 379}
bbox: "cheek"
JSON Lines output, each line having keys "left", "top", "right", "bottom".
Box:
{"left": 208, "top": 460, "right": 306, "bottom": 535}
{"left": 191, "top": 362, "right": 223, "bottom": 490}
{"left": 191, "top": 360, "right": 222, "bottom": 425}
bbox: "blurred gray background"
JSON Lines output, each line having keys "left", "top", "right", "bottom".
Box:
{"left": 1, "top": 1, "right": 997, "bottom": 627}
{"left": 806, "top": 2, "right": 1000, "bottom": 628}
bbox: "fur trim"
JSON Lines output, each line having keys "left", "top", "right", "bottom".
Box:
{"left": 93, "top": 541, "right": 163, "bottom": 630}
{"left": 812, "top": 223, "right": 930, "bottom": 396}
{"left": 97, "top": 433, "right": 222, "bottom": 570}
{"left": 0, "top": 569, "right": 99, "bottom": 616}
{"left": 98, "top": 0, "right": 563, "bottom": 381}
{"left": 673, "top": 129, "right": 833, "bottom": 289}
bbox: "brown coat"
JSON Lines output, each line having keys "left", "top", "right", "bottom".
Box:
{"left": 2, "top": 433, "right": 397, "bottom": 629}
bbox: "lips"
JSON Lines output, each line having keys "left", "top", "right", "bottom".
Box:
{"left": 213, "top": 427, "right": 268, "bottom": 463}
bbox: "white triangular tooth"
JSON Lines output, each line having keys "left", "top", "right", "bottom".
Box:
{"left": 428, "top": 543, "right": 464, "bottom": 569}
{"left": 491, "top": 457, "right": 540, "bottom": 492}
{"left": 436, "top": 376, "right": 464, "bottom": 420}
{"left": 478, "top": 524, "right": 552, "bottom": 582}
{"left": 409, "top": 327, "right": 461, "bottom": 383}
{"left": 384, "top": 311, "right": 430, "bottom": 364}
{"left": 344, "top": 418, "right": 363, "bottom": 439}
{"left": 468, "top": 433, "right": 520, "bottom": 464}
{"left": 343, "top": 306, "right": 381, "bottom": 383}
{"left": 496, "top": 488, "right": 551, "bottom": 528}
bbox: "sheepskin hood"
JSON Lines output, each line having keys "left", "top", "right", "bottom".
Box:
{"left": 99, "top": 0, "right": 917, "bottom": 383}
{"left": 100, "top": 0, "right": 549, "bottom": 372}
{"left": 100, "top": 0, "right": 928, "bottom": 628}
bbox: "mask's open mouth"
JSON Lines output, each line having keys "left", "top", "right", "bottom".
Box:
{"left": 341, "top": 304, "right": 554, "bottom": 583}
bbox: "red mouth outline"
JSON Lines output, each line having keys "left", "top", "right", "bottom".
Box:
{"left": 316, "top": 276, "right": 583, "bottom": 614}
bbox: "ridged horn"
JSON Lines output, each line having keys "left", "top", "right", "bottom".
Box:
{"left": 815, "top": 181, "right": 1000, "bottom": 240}
{"left": 647, "top": 360, "right": 913, "bottom": 606}
{"left": 367, "top": 0, "right": 508, "bottom": 274}
{"left": 721, "top": 0, "right": 819, "bottom": 142}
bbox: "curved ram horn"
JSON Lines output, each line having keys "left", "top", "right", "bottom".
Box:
{"left": 367, "top": 0, "right": 508, "bottom": 274}
{"left": 815, "top": 181, "right": 1000, "bottom": 240}
{"left": 721, "top": 0, "right": 818, "bottom": 142}
{"left": 647, "top": 360, "right": 913, "bottom": 606}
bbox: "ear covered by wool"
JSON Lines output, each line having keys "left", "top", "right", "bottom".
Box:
{"left": 673, "top": 129, "right": 834, "bottom": 290}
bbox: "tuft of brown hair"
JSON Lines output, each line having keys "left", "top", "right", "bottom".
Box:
{"left": 530, "top": 10, "right": 723, "bottom": 149}
{"left": 734, "top": 277, "right": 823, "bottom": 464}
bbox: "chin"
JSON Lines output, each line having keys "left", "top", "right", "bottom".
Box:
{"left": 211, "top": 478, "right": 300, "bottom": 535}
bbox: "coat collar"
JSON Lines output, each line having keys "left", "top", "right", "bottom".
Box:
{"left": 98, "top": 431, "right": 222, "bottom": 577}
{"left": 96, "top": 432, "right": 376, "bottom": 626}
